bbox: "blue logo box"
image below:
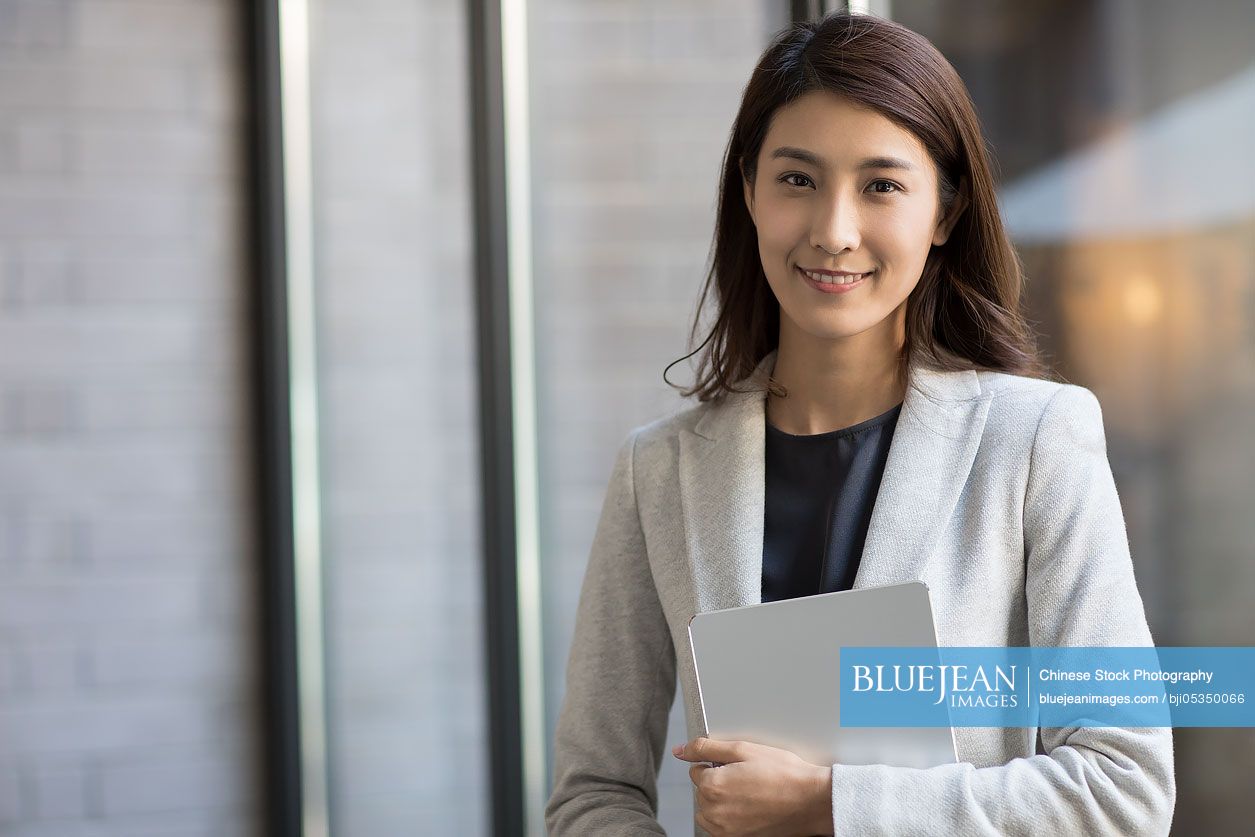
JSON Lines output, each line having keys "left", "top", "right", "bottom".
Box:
{"left": 838, "top": 647, "right": 1255, "bottom": 728}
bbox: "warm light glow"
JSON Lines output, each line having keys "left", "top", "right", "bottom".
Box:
{"left": 1123, "top": 273, "right": 1164, "bottom": 326}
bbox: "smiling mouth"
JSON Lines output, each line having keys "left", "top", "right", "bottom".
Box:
{"left": 797, "top": 266, "right": 873, "bottom": 285}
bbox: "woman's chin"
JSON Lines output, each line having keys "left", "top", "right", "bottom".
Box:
{"left": 791, "top": 319, "right": 879, "bottom": 343}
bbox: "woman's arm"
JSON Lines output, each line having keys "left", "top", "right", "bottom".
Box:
{"left": 545, "top": 428, "right": 676, "bottom": 835}
{"left": 825, "top": 385, "right": 1176, "bottom": 836}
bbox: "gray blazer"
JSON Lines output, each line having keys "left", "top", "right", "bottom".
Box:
{"left": 545, "top": 348, "right": 1175, "bottom": 836}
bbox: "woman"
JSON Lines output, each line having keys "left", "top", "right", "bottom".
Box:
{"left": 545, "top": 11, "right": 1174, "bottom": 837}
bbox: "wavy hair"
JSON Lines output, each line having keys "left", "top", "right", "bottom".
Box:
{"left": 665, "top": 11, "right": 1051, "bottom": 402}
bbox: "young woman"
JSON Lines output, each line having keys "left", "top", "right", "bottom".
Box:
{"left": 545, "top": 12, "right": 1174, "bottom": 837}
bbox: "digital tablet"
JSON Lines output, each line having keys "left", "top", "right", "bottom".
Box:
{"left": 687, "top": 580, "right": 959, "bottom": 768}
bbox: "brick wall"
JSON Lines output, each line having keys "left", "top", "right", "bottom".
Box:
{"left": 0, "top": 1, "right": 259, "bottom": 834}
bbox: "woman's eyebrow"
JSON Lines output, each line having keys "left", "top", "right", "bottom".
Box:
{"left": 768, "top": 146, "right": 917, "bottom": 172}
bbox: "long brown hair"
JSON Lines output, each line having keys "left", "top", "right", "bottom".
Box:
{"left": 665, "top": 11, "right": 1051, "bottom": 402}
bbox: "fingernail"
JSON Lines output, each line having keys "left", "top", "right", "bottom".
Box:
{"left": 672, "top": 744, "right": 684, "bottom": 756}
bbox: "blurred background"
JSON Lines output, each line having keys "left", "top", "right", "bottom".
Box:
{"left": 0, "top": 0, "right": 1251, "bottom": 835}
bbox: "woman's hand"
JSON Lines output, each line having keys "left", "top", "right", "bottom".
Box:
{"left": 673, "top": 737, "right": 833, "bottom": 836}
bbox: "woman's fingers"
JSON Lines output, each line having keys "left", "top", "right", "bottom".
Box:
{"left": 673, "top": 736, "right": 750, "bottom": 765}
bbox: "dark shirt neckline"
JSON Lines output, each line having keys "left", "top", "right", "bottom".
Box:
{"left": 766, "top": 400, "right": 903, "bottom": 441}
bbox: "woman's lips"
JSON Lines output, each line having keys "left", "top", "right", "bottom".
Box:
{"left": 797, "top": 265, "right": 871, "bottom": 294}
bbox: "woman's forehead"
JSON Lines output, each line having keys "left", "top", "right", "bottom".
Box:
{"left": 762, "top": 92, "right": 931, "bottom": 169}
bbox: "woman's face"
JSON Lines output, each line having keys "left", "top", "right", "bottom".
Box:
{"left": 743, "top": 90, "right": 962, "bottom": 348}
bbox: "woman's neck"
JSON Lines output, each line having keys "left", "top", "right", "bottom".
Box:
{"left": 765, "top": 323, "right": 908, "bottom": 436}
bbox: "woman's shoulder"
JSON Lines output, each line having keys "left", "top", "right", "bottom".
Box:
{"left": 978, "top": 368, "right": 1068, "bottom": 404}
{"left": 623, "top": 400, "right": 709, "bottom": 450}
{"left": 611, "top": 395, "right": 746, "bottom": 477}
{"left": 976, "top": 368, "right": 1100, "bottom": 409}
{"left": 974, "top": 369, "right": 1107, "bottom": 448}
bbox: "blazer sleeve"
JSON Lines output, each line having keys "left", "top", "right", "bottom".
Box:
{"left": 826, "top": 384, "right": 1176, "bottom": 836}
{"left": 544, "top": 428, "right": 676, "bottom": 835}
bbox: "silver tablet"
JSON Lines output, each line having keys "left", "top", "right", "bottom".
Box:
{"left": 687, "top": 580, "right": 958, "bottom": 769}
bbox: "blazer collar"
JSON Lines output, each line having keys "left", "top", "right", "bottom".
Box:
{"left": 678, "top": 348, "right": 991, "bottom": 614}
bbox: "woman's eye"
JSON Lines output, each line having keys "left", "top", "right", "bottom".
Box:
{"left": 869, "top": 180, "right": 901, "bottom": 194}
{"left": 778, "top": 173, "right": 813, "bottom": 189}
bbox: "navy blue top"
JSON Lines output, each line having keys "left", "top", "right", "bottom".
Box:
{"left": 761, "top": 401, "right": 903, "bottom": 603}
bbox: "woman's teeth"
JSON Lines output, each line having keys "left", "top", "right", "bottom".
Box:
{"left": 802, "top": 268, "right": 869, "bottom": 284}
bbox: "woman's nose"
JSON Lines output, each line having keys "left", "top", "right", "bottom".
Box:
{"left": 811, "top": 196, "right": 861, "bottom": 255}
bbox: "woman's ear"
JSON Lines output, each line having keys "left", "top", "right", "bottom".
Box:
{"left": 932, "top": 175, "right": 969, "bottom": 247}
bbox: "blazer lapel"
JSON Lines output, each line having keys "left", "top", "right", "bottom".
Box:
{"left": 677, "top": 348, "right": 990, "bottom": 614}
{"left": 853, "top": 359, "right": 990, "bottom": 588}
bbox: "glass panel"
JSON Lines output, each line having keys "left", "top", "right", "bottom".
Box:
{"left": 530, "top": 2, "right": 791, "bottom": 832}
{"left": 307, "top": 1, "right": 488, "bottom": 833}
{"left": 894, "top": 1, "right": 1255, "bottom": 831}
